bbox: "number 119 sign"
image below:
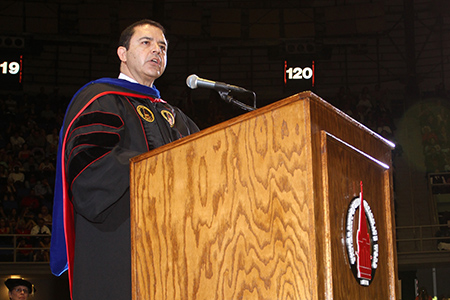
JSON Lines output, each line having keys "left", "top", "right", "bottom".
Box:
{"left": 284, "top": 60, "right": 314, "bottom": 89}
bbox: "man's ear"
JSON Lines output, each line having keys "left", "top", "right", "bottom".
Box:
{"left": 117, "top": 46, "right": 127, "bottom": 62}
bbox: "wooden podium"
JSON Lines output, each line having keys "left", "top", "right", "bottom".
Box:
{"left": 130, "top": 91, "right": 399, "bottom": 300}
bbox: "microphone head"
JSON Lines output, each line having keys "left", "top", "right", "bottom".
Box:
{"left": 186, "top": 74, "right": 199, "bottom": 89}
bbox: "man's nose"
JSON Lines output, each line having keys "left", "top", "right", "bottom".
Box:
{"left": 151, "top": 42, "right": 161, "bottom": 54}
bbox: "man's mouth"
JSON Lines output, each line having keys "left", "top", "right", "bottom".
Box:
{"left": 149, "top": 57, "right": 160, "bottom": 65}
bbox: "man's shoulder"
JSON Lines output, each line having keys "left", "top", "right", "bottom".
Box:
{"left": 76, "top": 78, "right": 128, "bottom": 96}
{"left": 74, "top": 78, "right": 160, "bottom": 101}
{"left": 65, "top": 79, "right": 132, "bottom": 116}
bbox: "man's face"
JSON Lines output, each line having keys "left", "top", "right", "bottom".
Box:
{"left": 117, "top": 24, "right": 168, "bottom": 87}
{"left": 9, "top": 286, "right": 30, "bottom": 300}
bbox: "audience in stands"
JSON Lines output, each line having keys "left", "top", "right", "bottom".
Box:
{"left": 0, "top": 84, "right": 401, "bottom": 261}
{"left": 1, "top": 83, "right": 450, "bottom": 262}
{"left": 419, "top": 95, "right": 450, "bottom": 174}
{"left": 0, "top": 89, "right": 63, "bottom": 262}
{"left": 332, "top": 84, "right": 397, "bottom": 142}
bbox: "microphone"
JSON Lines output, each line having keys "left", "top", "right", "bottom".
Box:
{"left": 186, "top": 74, "right": 252, "bottom": 94}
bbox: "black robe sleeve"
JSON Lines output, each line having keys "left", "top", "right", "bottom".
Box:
{"left": 65, "top": 92, "right": 147, "bottom": 223}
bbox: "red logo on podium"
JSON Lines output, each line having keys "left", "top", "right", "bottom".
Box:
{"left": 345, "top": 181, "right": 379, "bottom": 286}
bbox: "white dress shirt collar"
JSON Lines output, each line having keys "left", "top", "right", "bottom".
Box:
{"left": 118, "top": 73, "right": 139, "bottom": 84}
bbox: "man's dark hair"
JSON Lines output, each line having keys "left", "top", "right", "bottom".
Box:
{"left": 118, "top": 19, "right": 166, "bottom": 49}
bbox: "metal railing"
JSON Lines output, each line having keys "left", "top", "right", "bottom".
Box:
{"left": 1, "top": 226, "right": 449, "bottom": 265}
{"left": 396, "top": 224, "right": 450, "bottom": 254}
{"left": 0, "top": 234, "right": 51, "bottom": 263}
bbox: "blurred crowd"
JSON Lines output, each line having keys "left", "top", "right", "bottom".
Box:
{"left": 0, "top": 84, "right": 401, "bottom": 261}
{"left": 2, "top": 83, "right": 450, "bottom": 262}
{"left": 420, "top": 101, "right": 450, "bottom": 174}
{"left": 0, "top": 87, "right": 68, "bottom": 262}
{"left": 331, "top": 84, "right": 397, "bottom": 143}
{"left": 418, "top": 85, "right": 450, "bottom": 227}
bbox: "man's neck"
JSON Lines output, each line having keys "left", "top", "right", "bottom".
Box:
{"left": 118, "top": 72, "right": 155, "bottom": 87}
{"left": 118, "top": 73, "right": 138, "bottom": 84}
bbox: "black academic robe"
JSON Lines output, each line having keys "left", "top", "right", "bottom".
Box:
{"left": 52, "top": 78, "right": 199, "bottom": 300}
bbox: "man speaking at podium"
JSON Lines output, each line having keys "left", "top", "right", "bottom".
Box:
{"left": 50, "top": 19, "right": 199, "bottom": 300}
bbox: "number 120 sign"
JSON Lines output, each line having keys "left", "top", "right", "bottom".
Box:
{"left": 284, "top": 61, "right": 314, "bottom": 87}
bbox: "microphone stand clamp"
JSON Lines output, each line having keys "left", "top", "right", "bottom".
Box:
{"left": 217, "top": 90, "right": 256, "bottom": 112}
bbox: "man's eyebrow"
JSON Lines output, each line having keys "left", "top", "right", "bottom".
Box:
{"left": 138, "top": 36, "right": 153, "bottom": 42}
{"left": 139, "top": 36, "right": 167, "bottom": 46}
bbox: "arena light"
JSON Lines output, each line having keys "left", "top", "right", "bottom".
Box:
{"left": 0, "top": 36, "right": 25, "bottom": 48}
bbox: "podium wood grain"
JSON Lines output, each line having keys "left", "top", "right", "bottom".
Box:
{"left": 130, "top": 92, "right": 398, "bottom": 300}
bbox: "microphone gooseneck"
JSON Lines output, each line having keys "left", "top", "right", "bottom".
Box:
{"left": 186, "top": 74, "right": 257, "bottom": 112}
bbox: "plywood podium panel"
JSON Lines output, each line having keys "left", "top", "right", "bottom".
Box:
{"left": 130, "top": 91, "right": 398, "bottom": 300}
